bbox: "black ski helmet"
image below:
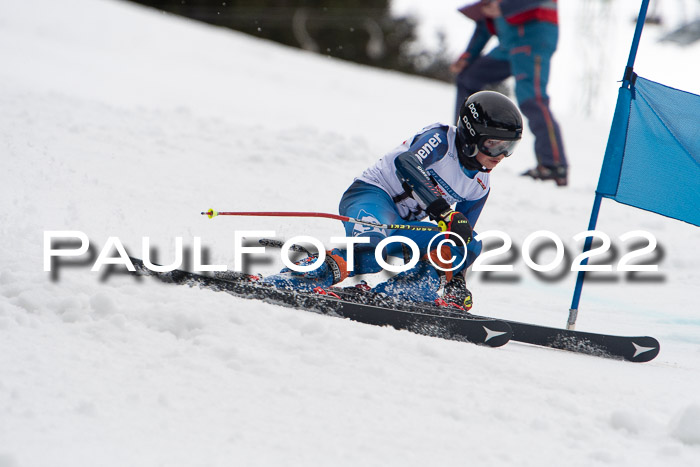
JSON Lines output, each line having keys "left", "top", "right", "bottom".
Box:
{"left": 456, "top": 91, "right": 523, "bottom": 163}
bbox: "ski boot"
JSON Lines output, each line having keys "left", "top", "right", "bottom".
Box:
{"left": 262, "top": 248, "right": 349, "bottom": 292}
{"left": 439, "top": 272, "right": 473, "bottom": 312}
{"left": 521, "top": 165, "right": 568, "bottom": 187}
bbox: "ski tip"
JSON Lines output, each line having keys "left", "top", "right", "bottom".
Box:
{"left": 202, "top": 209, "right": 218, "bottom": 219}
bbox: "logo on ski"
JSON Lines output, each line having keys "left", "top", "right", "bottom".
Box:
{"left": 483, "top": 325, "right": 509, "bottom": 343}
{"left": 631, "top": 341, "right": 657, "bottom": 358}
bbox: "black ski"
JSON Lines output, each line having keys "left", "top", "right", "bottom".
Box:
{"left": 326, "top": 288, "right": 660, "bottom": 362}
{"left": 473, "top": 316, "right": 660, "bottom": 363}
{"left": 128, "top": 257, "right": 659, "bottom": 362}
{"left": 129, "top": 258, "right": 512, "bottom": 348}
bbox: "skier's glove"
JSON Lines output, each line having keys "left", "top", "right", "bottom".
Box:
{"left": 426, "top": 198, "right": 451, "bottom": 221}
{"left": 437, "top": 210, "right": 472, "bottom": 245}
{"left": 425, "top": 198, "right": 472, "bottom": 245}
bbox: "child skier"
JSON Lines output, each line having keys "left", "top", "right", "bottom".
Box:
{"left": 263, "top": 91, "right": 523, "bottom": 307}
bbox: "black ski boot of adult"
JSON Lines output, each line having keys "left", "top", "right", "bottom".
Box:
{"left": 521, "top": 165, "right": 568, "bottom": 186}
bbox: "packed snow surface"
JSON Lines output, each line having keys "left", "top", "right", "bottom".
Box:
{"left": 1, "top": 1, "right": 699, "bottom": 466}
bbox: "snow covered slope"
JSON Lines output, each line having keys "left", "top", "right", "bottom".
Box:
{"left": 1, "top": 1, "right": 699, "bottom": 466}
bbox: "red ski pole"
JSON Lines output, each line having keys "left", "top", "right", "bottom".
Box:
{"left": 201, "top": 209, "right": 442, "bottom": 232}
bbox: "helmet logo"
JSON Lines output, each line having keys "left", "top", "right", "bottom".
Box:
{"left": 468, "top": 102, "right": 480, "bottom": 119}
{"left": 461, "top": 115, "right": 476, "bottom": 136}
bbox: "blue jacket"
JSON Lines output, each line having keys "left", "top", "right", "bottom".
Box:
{"left": 460, "top": 0, "right": 558, "bottom": 60}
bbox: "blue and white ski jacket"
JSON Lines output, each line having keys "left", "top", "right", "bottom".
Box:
{"left": 357, "top": 123, "right": 490, "bottom": 226}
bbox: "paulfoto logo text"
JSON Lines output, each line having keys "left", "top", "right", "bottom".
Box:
{"left": 43, "top": 230, "right": 661, "bottom": 277}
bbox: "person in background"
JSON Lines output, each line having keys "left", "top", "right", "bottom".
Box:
{"left": 452, "top": 0, "right": 568, "bottom": 186}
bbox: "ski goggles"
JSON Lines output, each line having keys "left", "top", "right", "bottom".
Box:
{"left": 478, "top": 137, "right": 520, "bottom": 158}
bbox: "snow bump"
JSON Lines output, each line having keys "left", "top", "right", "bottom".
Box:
{"left": 669, "top": 404, "right": 700, "bottom": 445}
